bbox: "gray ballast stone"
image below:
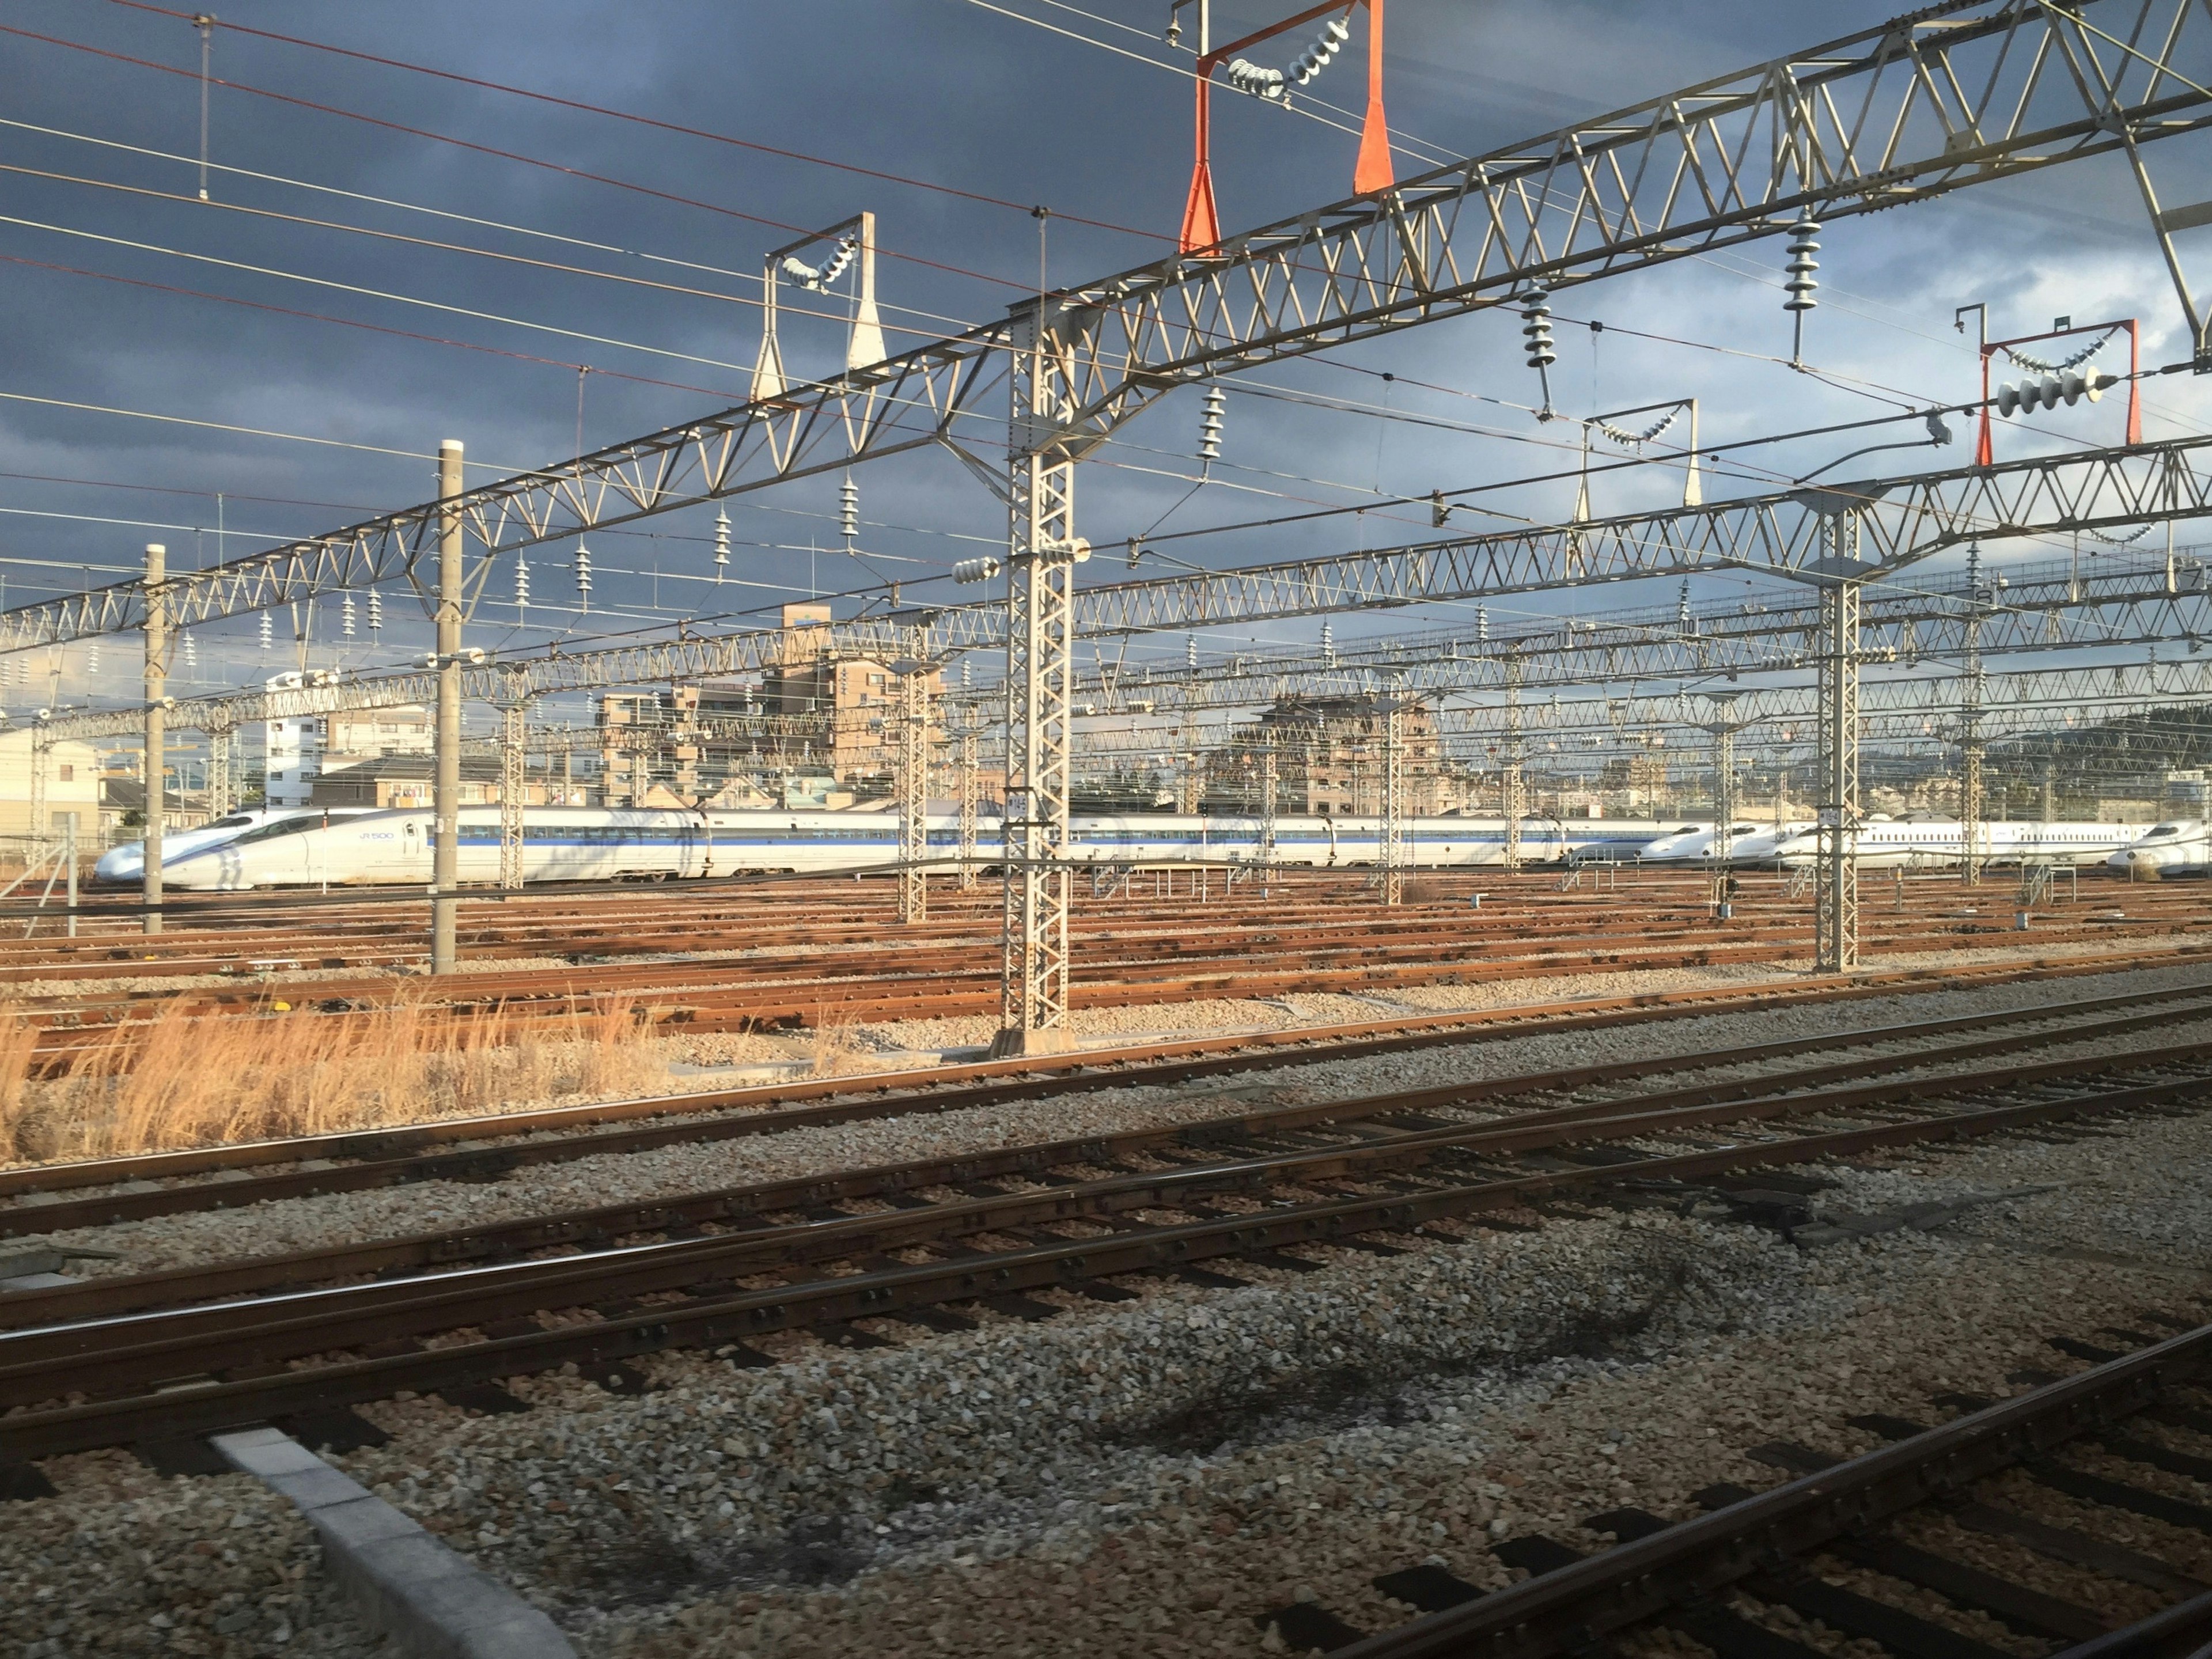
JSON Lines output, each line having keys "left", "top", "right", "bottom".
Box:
{"left": 212, "top": 1425, "right": 574, "bottom": 1659}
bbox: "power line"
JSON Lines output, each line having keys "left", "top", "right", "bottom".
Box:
{"left": 0, "top": 250, "right": 754, "bottom": 402}
{"left": 0, "top": 21, "right": 1036, "bottom": 296}
{"left": 0, "top": 210, "right": 763, "bottom": 374}
{"left": 105, "top": 0, "right": 1169, "bottom": 244}
{"left": 0, "top": 118, "right": 991, "bottom": 336}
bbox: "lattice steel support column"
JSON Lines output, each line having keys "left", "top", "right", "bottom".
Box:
{"left": 1380, "top": 699, "right": 1405, "bottom": 906}
{"left": 142, "top": 541, "right": 166, "bottom": 937}
{"left": 1177, "top": 719, "right": 1202, "bottom": 815}
{"left": 992, "top": 446, "right": 1080, "bottom": 1058}
{"left": 958, "top": 729, "right": 979, "bottom": 891}
{"left": 498, "top": 702, "right": 527, "bottom": 890}
{"left": 1502, "top": 658, "right": 1525, "bottom": 871}
{"left": 898, "top": 658, "right": 930, "bottom": 925}
{"left": 1814, "top": 573, "right": 1862, "bottom": 975}
{"left": 28, "top": 729, "right": 47, "bottom": 843}
{"left": 1960, "top": 604, "right": 1987, "bottom": 885}
{"left": 1713, "top": 725, "right": 1737, "bottom": 870}
{"left": 1259, "top": 744, "right": 1278, "bottom": 889}
{"left": 431, "top": 439, "right": 464, "bottom": 975}
{"left": 206, "top": 725, "right": 233, "bottom": 819}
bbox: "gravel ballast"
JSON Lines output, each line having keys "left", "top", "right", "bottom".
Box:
{"left": 290, "top": 1098, "right": 2212, "bottom": 1658}
{"left": 23, "top": 956, "right": 2212, "bottom": 1279}
{"left": 8, "top": 956, "right": 2212, "bottom": 1659}
{"left": 0, "top": 1458, "right": 388, "bottom": 1658}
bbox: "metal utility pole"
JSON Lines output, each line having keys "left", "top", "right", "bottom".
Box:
{"left": 958, "top": 727, "right": 979, "bottom": 891}
{"left": 1176, "top": 718, "right": 1202, "bottom": 815}
{"left": 1810, "top": 521, "right": 1868, "bottom": 976}
{"left": 993, "top": 300, "right": 1084, "bottom": 1056}
{"left": 498, "top": 700, "right": 527, "bottom": 890}
{"left": 1699, "top": 694, "right": 1748, "bottom": 877}
{"left": 1502, "top": 657, "right": 1525, "bottom": 872}
{"left": 1960, "top": 595, "right": 1987, "bottom": 887}
{"left": 206, "top": 725, "right": 233, "bottom": 817}
{"left": 1259, "top": 740, "right": 1278, "bottom": 893}
{"left": 1379, "top": 697, "right": 1405, "bottom": 906}
{"left": 28, "top": 723, "right": 47, "bottom": 843}
{"left": 142, "top": 541, "right": 166, "bottom": 936}
{"left": 432, "top": 439, "right": 463, "bottom": 975}
{"left": 896, "top": 652, "right": 931, "bottom": 925}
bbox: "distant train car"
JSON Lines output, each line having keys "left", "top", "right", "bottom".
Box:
{"left": 1634, "top": 822, "right": 1813, "bottom": 868}
{"left": 2109, "top": 820, "right": 2211, "bottom": 878}
{"left": 1773, "top": 818, "right": 2140, "bottom": 870}
{"left": 157, "top": 806, "right": 908, "bottom": 889}
{"left": 153, "top": 806, "right": 1695, "bottom": 890}
{"left": 93, "top": 806, "right": 378, "bottom": 884}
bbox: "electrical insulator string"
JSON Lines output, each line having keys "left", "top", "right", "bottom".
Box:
{"left": 1783, "top": 215, "right": 1820, "bottom": 365}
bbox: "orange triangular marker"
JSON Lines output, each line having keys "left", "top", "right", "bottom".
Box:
{"left": 1353, "top": 0, "right": 1393, "bottom": 196}
{"left": 1181, "top": 77, "right": 1221, "bottom": 253}
{"left": 1181, "top": 158, "right": 1221, "bottom": 253}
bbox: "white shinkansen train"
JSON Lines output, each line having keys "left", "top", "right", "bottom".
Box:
{"left": 1772, "top": 817, "right": 2146, "bottom": 870}
{"left": 91, "top": 806, "right": 379, "bottom": 884}
{"left": 1629, "top": 822, "right": 1815, "bottom": 867}
{"left": 2109, "top": 820, "right": 2212, "bottom": 878}
{"left": 113, "top": 808, "right": 1691, "bottom": 891}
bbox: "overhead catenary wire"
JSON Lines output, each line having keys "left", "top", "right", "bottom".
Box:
{"left": 0, "top": 160, "right": 991, "bottom": 343}
{"left": 105, "top": 0, "right": 1172, "bottom": 244}
{"left": 0, "top": 211, "right": 777, "bottom": 376}
{"left": 0, "top": 21, "right": 1042, "bottom": 298}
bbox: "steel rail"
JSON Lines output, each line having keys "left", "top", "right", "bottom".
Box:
{"left": 12, "top": 1025, "right": 2212, "bottom": 1399}
{"left": 11, "top": 984, "right": 2209, "bottom": 1332}
{"left": 9, "top": 979, "right": 2212, "bottom": 1327}
{"left": 3, "top": 1062, "right": 2205, "bottom": 1464}
{"left": 10, "top": 964, "right": 2211, "bottom": 1240}
{"left": 1327, "top": 1326, "right": 2212, "bottom": 1659}
{"left": 13, "top": 896, "right": 2203, "bottom": 1048}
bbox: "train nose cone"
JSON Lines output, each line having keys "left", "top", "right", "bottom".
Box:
{"left": 2125, "top": 852, "right": 2164, "bottom": 881}
{"left": 94, "top": 847, "right": 141, "bottom": 881}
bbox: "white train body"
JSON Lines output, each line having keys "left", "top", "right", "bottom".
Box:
{"left": 1772, "top": 819, "right": 2142, "bottom": 870}
{"left": 137, "top": 808, "right": 1692, "bottom": 891}
{"left": 93, "top": 807, "right": 378, "bottom": 884}
{"left": 2108, "top": 820, "right": 2212, "bottom": 878}
{"left": 1634, "top": 822, "right": 1816, "bottom": 867}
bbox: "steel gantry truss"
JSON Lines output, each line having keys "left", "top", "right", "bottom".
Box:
{"left": 9, "top": 1, "right": 2207, "bottom": 661}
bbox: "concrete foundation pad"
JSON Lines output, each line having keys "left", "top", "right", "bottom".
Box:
{"left": 212, "top": 1426, "right": 573, "bottom": 1659}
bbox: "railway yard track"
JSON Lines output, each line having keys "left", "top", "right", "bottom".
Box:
{"left": 5, "top": 872, "right": 2204, "bottom": 1049}
{"left": 1278, "top": 1317, "right": 2212, "bottom": 1659}
{"left": 4, "top": 968, "right": 2210, "bottom": 1471}
{"left": 7, "top": 939, "right": 2212, "bottom": 1658}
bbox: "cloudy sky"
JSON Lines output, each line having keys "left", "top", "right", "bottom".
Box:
{"left": 1, "top": 0, "right": 2206, "bottom": 724}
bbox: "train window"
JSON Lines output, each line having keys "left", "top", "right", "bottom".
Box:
{"left": 2147, "top": 824, "right": 2180, "bottom": 838}
{"left": 233, "top": 817, "right": 325, "bottom": 844}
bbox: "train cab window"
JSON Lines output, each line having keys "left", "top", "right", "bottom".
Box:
{"left": 233, "top": 817, "right": 325, "bottom": 844}
{"left": 2146, "top": 824, "right": 2181, "bottom": 839}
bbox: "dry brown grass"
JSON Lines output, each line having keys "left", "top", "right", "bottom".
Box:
{"left": 0, "top": 991, "right": 669, "bottom": 1165}
{"left": 807, "top": 1005, "right": 880, "bottom": 1078}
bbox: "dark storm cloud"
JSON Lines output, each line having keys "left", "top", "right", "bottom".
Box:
{"left": 0, "top": 0, "right": 2204, "bottom": 702}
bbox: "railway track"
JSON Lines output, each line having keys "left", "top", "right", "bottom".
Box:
{"left": 7, "top": 975, "right": 2212, "bottom": 1317}
{"left": 8, "top": 873, "right": 2201, "bottom": 1047}
{"left": 10, "top": 957, "right": 2210, "bottom": 1235}
{"left": 4, "top": 991, "right": 2208, "bottom": 1477}
{"left": 1275, "top": 1316, "right": 2212, "bottom": 1659}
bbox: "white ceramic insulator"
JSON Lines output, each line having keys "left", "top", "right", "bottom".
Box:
{"left": 1228, "top": 58, "right": 1287, "bottom": 99}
